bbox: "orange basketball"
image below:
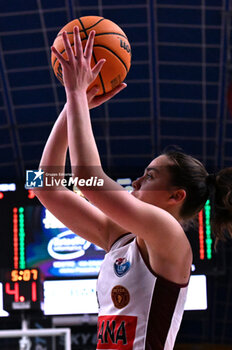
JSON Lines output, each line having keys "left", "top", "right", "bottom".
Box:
{"left": 51, "top": 16, "right": 131, "bottom": 95}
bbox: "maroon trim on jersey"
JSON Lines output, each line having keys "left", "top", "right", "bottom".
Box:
{"left": 145, "top": 277, "right": 181, "bottom": 350}
{"left": 136, "top": 239, "right": 190, "bottom": 288}
{"left": 109, "top": 232, "right": 133, "bottom": 250}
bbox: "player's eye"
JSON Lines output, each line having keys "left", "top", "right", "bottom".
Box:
{"left": 146, "top": 173, "right": 153, "bottom": 179}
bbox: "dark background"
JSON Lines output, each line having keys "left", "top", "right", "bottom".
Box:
{"left": 0, "top": 0, "right": 232, "bottom": 348}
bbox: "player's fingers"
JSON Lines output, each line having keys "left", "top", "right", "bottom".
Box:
{"left": 93, "top": 83, "right": 127, "bottom": 107}
{"left": 84, "top": 30, "right": 95, "bottom": 63}
{"left": 106, "top": 83, "right": 127, "bottom": 98}
{"left": 51, "top": 46, "right": 67, "bottom": 67}
{"left": 92, "top": 59, "right": 106, "bottom": 79}
{"left": 73, "top": 26, "right": 83, "bottom": 59}
{"left": 62, "top": 31, "right": 74, "bottom": 63}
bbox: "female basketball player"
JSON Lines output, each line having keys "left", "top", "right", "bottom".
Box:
{"left": 35, "top": 27, "right": 232, "bottom": 349}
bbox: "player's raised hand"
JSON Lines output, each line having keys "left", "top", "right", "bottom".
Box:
{"left": 51, "top": 26, "right": 105, "bottom": 92}
{"left": 87, "top": 83, "right": 127, "bottom": 109}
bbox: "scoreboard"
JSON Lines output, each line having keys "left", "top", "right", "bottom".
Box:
{"left": 1, "top": 268, "right": 43, "bottom": 311}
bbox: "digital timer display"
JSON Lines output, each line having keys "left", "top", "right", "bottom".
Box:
{"left": 2, "top": 268, "right": 42, "bottom": 312}
{"left": 11, "top": 269, "right": 38, "bottom": 282}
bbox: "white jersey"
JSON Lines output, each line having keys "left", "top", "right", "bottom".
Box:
{"left": 96, "top": 233, "right": 189, "bottom": 350}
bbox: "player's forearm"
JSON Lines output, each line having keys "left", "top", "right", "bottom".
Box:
{"left": 66, "top": 90, "right": 101, "bottom": 173}
{"left": 39, "top": 105, "right": 68, "bottom": 173}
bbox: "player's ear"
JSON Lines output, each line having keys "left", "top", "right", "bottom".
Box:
{"left": 169, "top": 189, "right": 186, "bottom": 205}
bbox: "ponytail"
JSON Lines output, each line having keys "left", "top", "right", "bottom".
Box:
{"left": 210, "top": 168, "right": 232, "bottom": 243}
{"left": 163, "top": 150, "right": 232, "bottom": 244}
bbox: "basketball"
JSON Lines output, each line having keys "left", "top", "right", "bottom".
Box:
{"left": 51, "top": 16, "right": 131, "bottom": 95}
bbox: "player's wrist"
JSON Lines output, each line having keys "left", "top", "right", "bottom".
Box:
{"left": 66, "top": 88, "right": 87, "bottom": 100}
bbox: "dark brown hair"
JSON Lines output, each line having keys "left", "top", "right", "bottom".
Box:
{"left": 163, "top": 150, "right": 232, "bottom": 242}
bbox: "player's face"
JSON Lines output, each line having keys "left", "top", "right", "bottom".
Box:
{"left": 131, "top": 155, "right": 175, "bottom": 210}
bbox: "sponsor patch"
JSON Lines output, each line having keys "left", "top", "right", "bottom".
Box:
{"left": 114, "top": 258, "right": 130, "bottom": 277}
{"left": 97, "top": 315, "right": 137, "bottom": 350}
{"left": 111, "top": 285, "right": 130, "bottom": 309}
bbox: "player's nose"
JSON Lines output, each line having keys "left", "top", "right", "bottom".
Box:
{"left": 132, "top": 177, "right": 143, "bottom": 190}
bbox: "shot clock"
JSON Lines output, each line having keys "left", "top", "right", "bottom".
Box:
{"left": 2, "top": 268, "right": 43, "bottom": 312}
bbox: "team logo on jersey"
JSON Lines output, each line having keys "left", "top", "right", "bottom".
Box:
{"left": 114, "top": 258, "right": 130, "bottom": 277}
{"left": 111, "top": 285, "right": 130, "bottom": 309}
